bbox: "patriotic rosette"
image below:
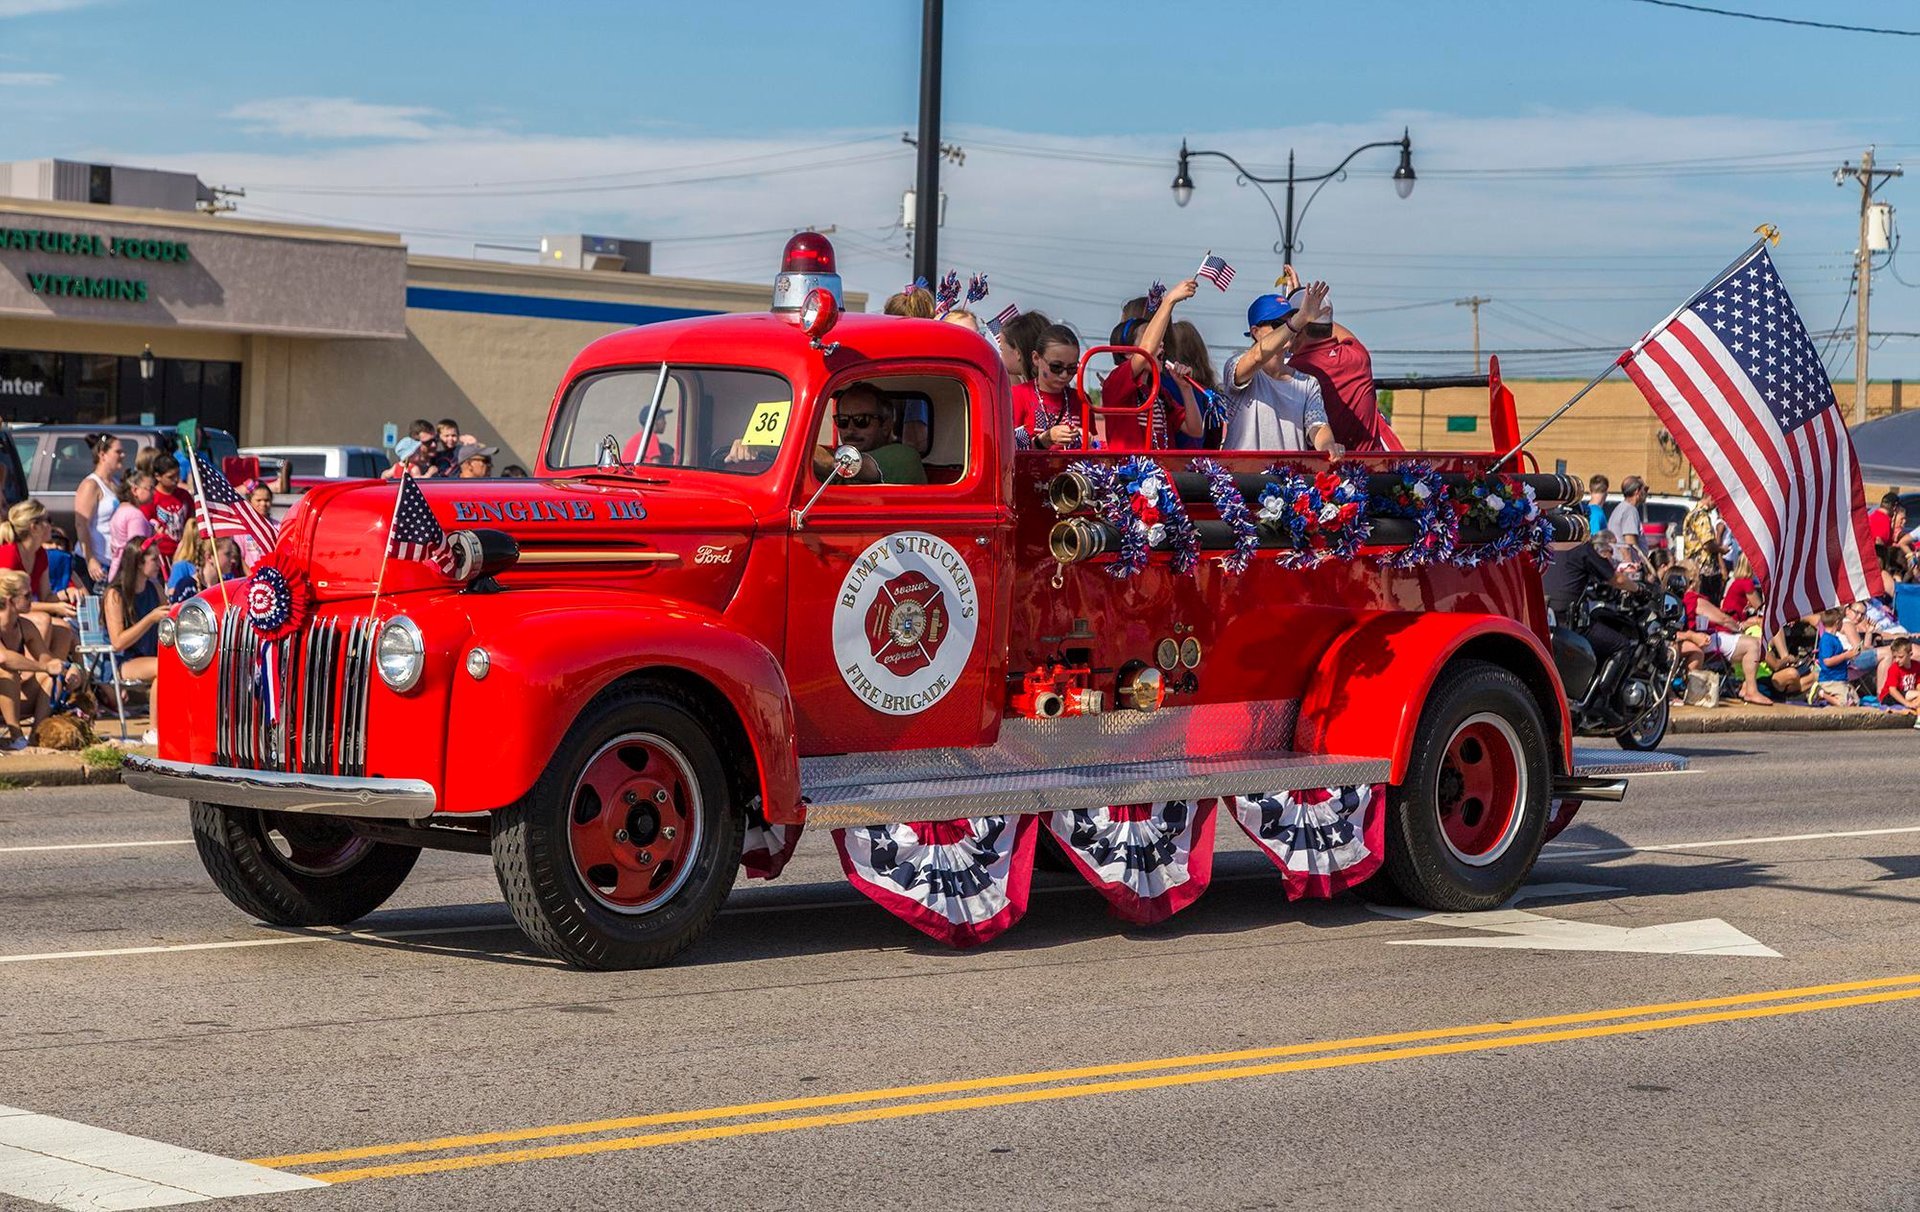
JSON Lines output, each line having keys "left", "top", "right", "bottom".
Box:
{"left": 1255, "top": 462, "right": 1370, "bottom": 570}
{"left": 1368, "top": 461, "right": 1456, "bottom": 569}
{"left": 834, "top": 815, "right": 1039, "bottom": 948}
{"left": 243, "top": 557, "right": 310, "bottom": 722}
{"left": 1189, "top": 458, "right": 1259, "bottom": 574}
{"left": 1067, "top": 456, "right": 1199, "bottom": 577}
{"left": 1450, "top": 468, "right": 1554, "bottom": 569}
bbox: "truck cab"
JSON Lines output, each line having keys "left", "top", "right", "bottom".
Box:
{"left": 126, "top": 235, "right": 1645, "bottom": 969}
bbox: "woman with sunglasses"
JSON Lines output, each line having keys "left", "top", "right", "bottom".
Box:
{"left": 1013, "top": 325, "right": 1092, "bottom": 451}
{"left": 0, "top": 499, "right": 79, "bottom": 668}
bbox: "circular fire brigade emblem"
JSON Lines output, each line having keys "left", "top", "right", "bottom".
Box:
{"left": 833, "top": 531, "right": 979, "bottom": 716}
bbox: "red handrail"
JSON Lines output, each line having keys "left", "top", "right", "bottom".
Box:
{"left": 1074, "top": 345, "right": 1163, "bottom": 439}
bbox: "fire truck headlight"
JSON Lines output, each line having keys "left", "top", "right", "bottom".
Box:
{"left": 376, "top": 616, "right": 426, "bottom": 692}
{"left": 174, "top": 598, "right": 216, "bottom": 673}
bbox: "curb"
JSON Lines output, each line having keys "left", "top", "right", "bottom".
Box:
{"left": 1671, "top": 705, "right": 1917, "bottom": 734}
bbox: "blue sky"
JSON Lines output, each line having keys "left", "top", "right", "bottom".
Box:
{"left": 5, "top": 0, "right": 1920, "bottom": 377}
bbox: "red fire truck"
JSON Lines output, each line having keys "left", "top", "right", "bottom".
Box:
{"left": 125, "top": 235, "right": 1661, "bottom": 969}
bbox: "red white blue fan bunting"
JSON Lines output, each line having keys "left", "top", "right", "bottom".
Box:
{"left": 1231, "top": 783, "right": 1386, "bottom": 900}
{"left": 1544, "top": 797, "right": 1582, "bottom": 843}
{"left": 741, "top": 802, "right": 802, "bottom": 881}
{"left": 834, "top": 815, "right": 1038, "bottom": 948}
{"left": 1046, "top": 800, "right": 1216, "bottom": 925}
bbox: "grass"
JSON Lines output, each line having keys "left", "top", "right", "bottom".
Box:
{"left": 80, "top": 745, "right": 125, "bottom": 771}
{"left": 0, "top": 777, "right": 23, "bottom": 791}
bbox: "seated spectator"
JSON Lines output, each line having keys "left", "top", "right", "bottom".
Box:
{"left": 1013, "top": 325, "right": 1092, "bottom": 451}
{"left": 1881, "top": 637, "right": 1920, "bottom": 718}
{"left": 883, "top": 286, "right": 936, "bottom": 318}
{"left": 1765, "top": 617, "right": 1818, "bottom": 698}
{"left": 0, "top": 499, "right": 78, "bottom": 666}
{"left": 1868, "top": 490, "right": 1906, "bottom": 549}
{"left": 0, "top": 569, "right": 81, "bottom": 750}
{"left": 804, "top": 383, "right": 925, "bottom": 484}
{"left": 107, "top": 469, "right": 155, "bottom": 579}
{"left": 1219, "top": 285, "right": 1338, "bottom": 452}
{"left": 1812, "top": 606, "right": 1866, "bottom": 706}
{"left": 382, "top": 437, "right": 441, "bottom": 481}
{"left": 168, "top": 518, "right": 205, "bottom": 603}
{"left": 42, "top": 525, "right": 73, "bottom": 596}
{"left": 1675, "top": 562, "right": 1770, "bottom": 706}
{"left": 997, "top": 310, "right": 1050, "bottom": 387}
{"left": 104, "top": 537, "right": 167, "bottom": 741}
{"left": 455, "top": 443, "right": 497, "bottom": 479}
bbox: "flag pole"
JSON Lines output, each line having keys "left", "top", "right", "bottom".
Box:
{"left": 186, "top": 453, "right": 232, "bottom": 615}
{"left": 368, "top": 472, "right": 404, "bottom": 625}
{"left": 1488, "top": 234, "right": 1774, "bottom": 474}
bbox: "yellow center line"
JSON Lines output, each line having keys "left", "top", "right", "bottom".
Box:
{"left": 254, "top": 971, "right": 1920, "bottom": 1170}
{"left": 305, "top": 984, "right": 1920, "bottom": 1184}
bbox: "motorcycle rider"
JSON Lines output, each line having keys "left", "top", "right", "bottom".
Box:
{"left": 1545, "top": 529, "right": 1636, "bottom": 712}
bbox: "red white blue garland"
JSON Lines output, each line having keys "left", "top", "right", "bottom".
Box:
{"left": 1369, "top": 461, "right": 1457, "bottom": 569}
{"left": 1067, "top": 456, "right": 1200, "bottom": 577}
{"left": 1189, "top": 458, "right": 1259, "bottom": 573}
{"left": 1450, "top": 467, "right": 1555, "bottom": 568}
{"left": 1255, "top": 463, "right": 1371, "bottom": 570}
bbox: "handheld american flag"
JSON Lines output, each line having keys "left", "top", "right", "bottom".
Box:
{"left": 386, "top": 473, "right": 456, "bottom": 574}
{"left": 190, "top": 449, "right": 277, "bottom": 555}
{"left": 985, "top": 302, "right": 1019, "bottom": 339}
{"left": 1621, "top": 244, "right": 1879, "bottom": 634}
{"left": 1196, "top": 253, "right": 1235, "bottom": 291}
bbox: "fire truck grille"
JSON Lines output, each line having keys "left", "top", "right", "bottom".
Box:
{"left": 215, "top": 611, "right": 377, "bottom": 776}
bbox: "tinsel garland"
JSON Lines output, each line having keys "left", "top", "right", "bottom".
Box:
{"left": 1368, "top": 461, "right": 1456, "bottom": 569}
{"left": 1190, "top": 458, "right": 1259, "bottom": 573}
{"left": 1450, "top": 467, "right": 1555, "bottom": 568}
{"left": 1255, "top": 463, "right": 1371, "bottom": 570}
{"left": 1067, "top": 456, "right": 1200, "bottom": 577}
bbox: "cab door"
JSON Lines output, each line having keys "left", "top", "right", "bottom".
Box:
{"left": 784, "top": 362, "right": 1011, "bottom": 756}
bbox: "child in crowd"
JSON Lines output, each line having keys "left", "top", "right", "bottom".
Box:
{"left": 997, "top": 311, "right": 1050, "bottom": 387}
{"left": 0, "top": 569, "right": 82, "bottom": 751}
{"left": 1163, "top": 321, "right": 1225, "bottom": 449}
{"left": 1813, "top": 607, "right": 1865, "bottom": 706}
{"left": 883, "top": 287, "right": 936, "bottom": 318}
{"left": 1012, "top": 324, "right": 1091, "bottom": 451}
{"left": 137, "top": 448, "right": 196, "bottom": 562}
{"left": 107, "top": 469, "right": 155, "bottom": 579}
{"left": 1882, "top": 637, "right": 1920, "bottom": 721}
{"left": 104, "top": 537, "right": 167, "bottom": 742}
{"left": 168, "top": 518, "right": 204, "bottom": 603}
{"left": 1100, "top": 278, "right": 1199, "bottom": 451}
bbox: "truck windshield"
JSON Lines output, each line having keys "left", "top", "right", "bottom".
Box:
{"left": 546, "top": 365, "right": 794, "bottom": 475}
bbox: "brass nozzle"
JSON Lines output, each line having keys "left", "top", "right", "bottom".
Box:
{"left": 1046, "top": 470, "right": 1095, "bottom": 515}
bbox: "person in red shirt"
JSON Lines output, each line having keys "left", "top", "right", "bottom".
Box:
{"left": 1012, "top": 324, "right": 1092, "bottom": 450}
{"left": 1868, "top": 490, "right": 1900, "bottom": 547}
{"left": 1882, "top": 637, "right": 1920, "bottom": 713}
{"left": 137, "top": 453, "right": 196, "bottom": 561}
{"left": 1282, "top": 281, "right": 1402, "bottom": 454}
{"left": 1099, "top": 278, "right": 1199, "bottom": 451}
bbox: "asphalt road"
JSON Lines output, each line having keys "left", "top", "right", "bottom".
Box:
{"left": 4, "top": 732, "right": 1920, "bottom": 1211}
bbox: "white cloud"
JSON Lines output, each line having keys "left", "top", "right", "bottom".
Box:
{"left": 0, "top": 0, "right": 107, "bottom": 15}
{"left": 122, "top": 107, "right": 1896, "bottom": 374}
{"left": 0, "top": 70, "right": 57, "bottom": 84}
{"left": 224, "top": 97, "right": 450, "bottom": 141}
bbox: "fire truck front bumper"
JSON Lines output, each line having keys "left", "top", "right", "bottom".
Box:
{"left": 121, "top": 757, "right": 437, "bottom": 822}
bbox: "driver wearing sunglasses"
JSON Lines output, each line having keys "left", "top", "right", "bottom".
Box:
{"left": 810, "top": 382, "right": 927, "bottom": 485}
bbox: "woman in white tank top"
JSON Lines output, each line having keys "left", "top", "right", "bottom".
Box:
{"left": 72, "top": 433, "right": 124, "bottom": 585}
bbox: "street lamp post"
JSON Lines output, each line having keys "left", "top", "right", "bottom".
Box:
{"left": 138, "top": 343, "right": 155, "bottom": 424}
{"left": 1172, "top": 131, "right": 1415, "bottom": 267}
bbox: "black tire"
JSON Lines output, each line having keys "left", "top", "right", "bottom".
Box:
{"left": 190, "top": 803, "right": 420, "bottom": 927}
{"left": 1034, "top": 824, "right": 1076, "bottom": 873}
{"left": 1381, "top": 660, "right": 1552, "bottom": 912}
{"left": 1617, "top": 694, "right": 1671, "bottom": 751}
{"left": 491, "top": 683, "right": 742, "bottom": 970}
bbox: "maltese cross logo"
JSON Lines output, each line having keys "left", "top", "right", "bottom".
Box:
{"left": 864, "top": 570, "right": 949, "bottom": 677}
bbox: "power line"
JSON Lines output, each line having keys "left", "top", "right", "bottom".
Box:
{"left": 1621, "top": 0, "right": 1920, "bottom": 36}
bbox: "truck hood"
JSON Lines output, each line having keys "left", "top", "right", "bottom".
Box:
{"left": 279, "top": 476, "right": 759, "bottom": 608}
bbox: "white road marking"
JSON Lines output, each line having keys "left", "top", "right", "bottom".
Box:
{"left": 0, "top": 840, "right": 192, "bottom": 855}
{"left": 0, "top": 1104, "right": 323, "bottom": 1209}
{"left": 1368, "top": 882, "right": 1780, "bottom": 957}
{"left": 0, "top": 923, "right": 513, "bottom": 966}
{"left": 1544, "top": 823, "right": 1920, "bottom": 861}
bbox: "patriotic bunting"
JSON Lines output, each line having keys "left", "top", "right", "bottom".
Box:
{"left": 1230, "top": 783, "right": 1386, "bottom": 900}
{"left": 834, "top": 815, "right": 1038, "bottom": 948}
{"left": 1045, "top": 800, "right": 1217, "bottom": 925}
{"left": 741, "top": 802, "right": 803, "bottom": 881}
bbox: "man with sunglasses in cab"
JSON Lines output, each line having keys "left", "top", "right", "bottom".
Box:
{"left": 809, "top": 382, "right": 927, "bottom": 485}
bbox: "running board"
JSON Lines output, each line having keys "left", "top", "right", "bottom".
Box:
{"left": 799, "top": 703, "right": 1385, "bottom": 828}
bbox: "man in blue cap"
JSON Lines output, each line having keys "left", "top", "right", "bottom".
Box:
{"left": 1221, "top": 281, "right": 1339, "bottom": 452}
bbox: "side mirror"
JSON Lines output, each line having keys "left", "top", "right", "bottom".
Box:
{"left": 794, "top": 445, "right": 863, "bottom": 530}
{"left": 596, "top": 435, "right": 621, "bottom": 468}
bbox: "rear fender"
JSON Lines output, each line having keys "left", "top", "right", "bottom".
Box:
{"left": 443, "top": 591, "right": 799, "bottom": 820}
{"left": 1294, "top": 612, "right": 1571, "bottom": 784}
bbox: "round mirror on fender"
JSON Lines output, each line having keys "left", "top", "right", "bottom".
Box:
{"left": 832, "top": 445, "right": 862, "bottom": 479}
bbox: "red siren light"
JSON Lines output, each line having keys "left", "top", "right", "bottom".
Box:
{"left": 772, "top": 231, "right": 843, "bottom": 314}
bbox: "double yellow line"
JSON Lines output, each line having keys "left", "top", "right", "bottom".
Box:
{"left": 261, "top": 972, "right": 1920, "bottom": 1185}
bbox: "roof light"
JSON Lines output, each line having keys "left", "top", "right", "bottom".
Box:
{"left": 773, "top": 231, "right": 842, "bottom": 314}
{"left": 800, "top": 287, "right": 840, "bottom": 346}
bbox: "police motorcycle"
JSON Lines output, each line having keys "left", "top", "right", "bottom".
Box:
{"left": 1551, "top": 557, "right": 1685, "bottom": 751}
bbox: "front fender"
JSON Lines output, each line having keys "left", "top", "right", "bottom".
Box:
{"left": 443, "top": 590, "right": 799, "bottom": 819}
{"left": 1293, "top": 611, "right": 1572, "bottom": 784}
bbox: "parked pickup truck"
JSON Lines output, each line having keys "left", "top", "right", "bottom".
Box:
{"left": 241, "top": 444, "right": 389, "bottom": 492}
{"left": 124, "top": 234, "right": 1665, "bottom": 969}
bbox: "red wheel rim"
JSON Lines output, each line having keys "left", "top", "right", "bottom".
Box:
{"left": 566, "top": 733, "right": 704, "bottom": 915}
{"left": 260, "top": 813, "right": 370, "bottom": 876}
{"left": 1436, "top": 713, "right": 1525, "bottom": 866}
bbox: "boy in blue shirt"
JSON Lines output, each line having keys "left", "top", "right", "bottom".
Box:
{"left": 1814, "top": 607, "right": 1863, "bottom": 705}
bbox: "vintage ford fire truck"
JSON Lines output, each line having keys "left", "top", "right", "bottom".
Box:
{"left": 125, "top": 234, "right": 1653, "bottom": 969}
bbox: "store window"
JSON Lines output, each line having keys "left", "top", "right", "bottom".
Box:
{"left": 0, "top": 348, "right": 240, "bottom": 433}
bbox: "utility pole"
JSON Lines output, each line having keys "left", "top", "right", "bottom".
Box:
{"left": 911, "top": 0, "right": 944, "bottom": 286}
{"left": 1455, "top": 296, "right": 1491, "bottom": 372}
{"left": 1836, "top": 147, "right": 1902, "bottom": 423}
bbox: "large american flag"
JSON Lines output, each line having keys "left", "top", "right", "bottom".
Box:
{"left": 1622, "top": 245, "right": 1879, "bottom": 634}
{"left": 190, "top": 449, "right": 276, "bottom": 555}
{"left": 386, "top": 473, "right": 455, "bottom": 574}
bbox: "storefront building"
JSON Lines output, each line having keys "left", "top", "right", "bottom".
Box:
{"left": 0, "top": 167, "right": 860, "bottom": 468}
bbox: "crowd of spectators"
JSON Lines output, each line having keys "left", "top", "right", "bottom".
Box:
{"left": 380, "top": 416, "right": 523, "bottom": 480}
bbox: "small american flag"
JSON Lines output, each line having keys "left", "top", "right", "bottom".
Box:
{"left": 985, "top": 302, "right": 1019, "bottom": 338}
{"left": 190, "top": 449, "right": 276, "bottom": 555}
{"left": 387, "top": 474, "right": 456, "bottom": 574}
{"left": 1196, "top": 253, "right": 1235, "bottom": 291}
{"left": 1622, "top": 244, "right": 1879, "bottom": 634}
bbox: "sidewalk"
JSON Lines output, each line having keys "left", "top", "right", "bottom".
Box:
{"left": 1672, "top": 701, "right": 1918, "bottom": 734}
{"left": 0, "top": 716, "right": 155, "bottom": 789}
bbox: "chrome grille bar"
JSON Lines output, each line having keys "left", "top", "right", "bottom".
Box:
{"left": 214, "top": 609, "right": 376, "bottom": 775}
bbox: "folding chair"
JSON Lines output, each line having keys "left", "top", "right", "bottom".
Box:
{"left": 74, "top": 595, "right": 135, "bottom": 742}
